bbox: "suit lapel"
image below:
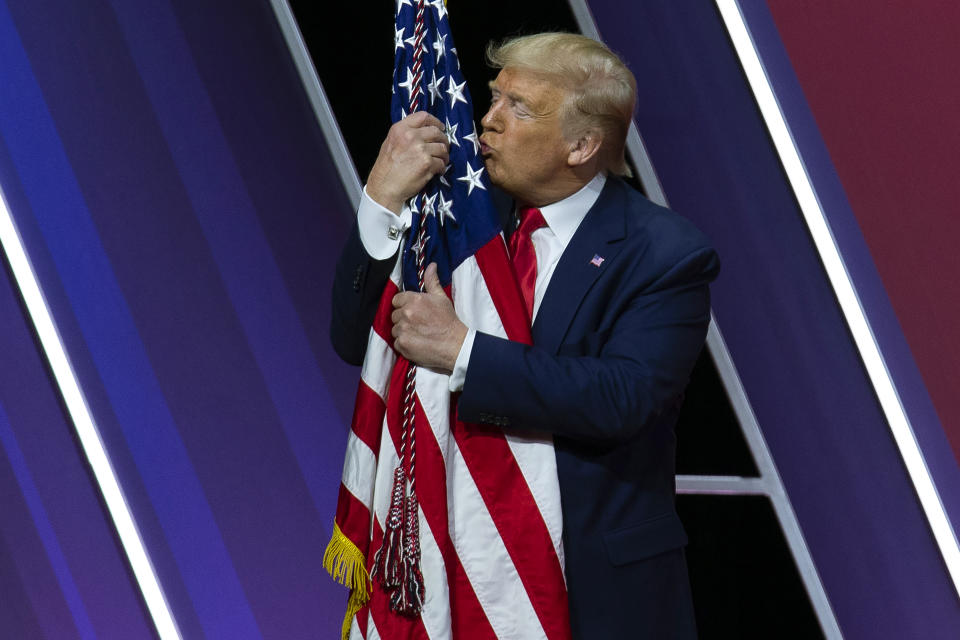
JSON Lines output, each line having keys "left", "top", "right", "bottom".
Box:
{"left": 533, "top": 178, "right": 627, "bottom": 353}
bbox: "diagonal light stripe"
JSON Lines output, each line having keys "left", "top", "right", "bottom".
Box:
{"left": 268, "top": 0, "right": 362, "bottom": 211}
{"left": 0, "top": 189, "right": 180, "bottom": 638}
{"left": 716, "top": 0, "right": 960, "bottom": 598}
{"left": 703, "top": 321, "right": 843, "bottom": 638}
{"left": 676, "top": 475, "right": 769, "bottom": 495}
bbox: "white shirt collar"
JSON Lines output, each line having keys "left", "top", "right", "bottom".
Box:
{"left": 537, "top": 173, "right": 606, "bottom": 247}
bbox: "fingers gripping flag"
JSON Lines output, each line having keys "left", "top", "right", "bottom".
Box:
{"left": 323, "top": 2, "right": 571, "bottom": 639}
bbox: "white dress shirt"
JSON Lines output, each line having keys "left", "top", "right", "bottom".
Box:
{"left": 356, "top": 173, "right": 607, "bottom": 391}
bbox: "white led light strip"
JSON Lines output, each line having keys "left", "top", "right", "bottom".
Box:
{"left": 0, "top": 189, "right": 181, "bottom": 638}
{"left": 716, "top": 0, "right": 960, "bottom": 596}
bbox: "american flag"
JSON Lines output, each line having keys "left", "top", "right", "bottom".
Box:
{"left": 323, "top": 1, "right": 570, "bottom": 639}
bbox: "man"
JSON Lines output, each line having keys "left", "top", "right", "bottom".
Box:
{"left": 332, "top": 32, "right": 718, "bottom": 639}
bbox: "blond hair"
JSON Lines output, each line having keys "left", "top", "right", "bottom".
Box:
{"left": 487, "top": 32, "right": 636, "bottom": 176}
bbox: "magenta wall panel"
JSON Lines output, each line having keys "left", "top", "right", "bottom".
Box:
{"left": 766, "top": 1, "right": 960, "bottom": 457}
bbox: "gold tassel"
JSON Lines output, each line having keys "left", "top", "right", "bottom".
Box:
{"left": 323, "top": 523, "right": 371, "bottom": 640}
{"left": 341, "top": 587, "right": 368, "bottom": 640}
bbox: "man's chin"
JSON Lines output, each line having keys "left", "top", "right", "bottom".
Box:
{"left": 484, "top": 168, "right": 525, "bottom": 200}
{"left": 483, "top": 162, "right": 505, "bottom": 189}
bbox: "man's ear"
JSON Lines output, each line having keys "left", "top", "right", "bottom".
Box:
{"left": 567, "top": 130, "right": 602, "bottom": 168}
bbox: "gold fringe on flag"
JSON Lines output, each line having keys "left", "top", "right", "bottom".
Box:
{"left": 323, "top": 523, "right": 370, "bottom": 640}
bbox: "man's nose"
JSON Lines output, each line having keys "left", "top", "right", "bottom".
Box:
{"left": 480, "top": 102, "right": 501, "bottom": 132}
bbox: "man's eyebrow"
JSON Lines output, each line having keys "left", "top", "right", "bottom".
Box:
{"left": 487, "top": 82, "right": 527, "bottom": 105}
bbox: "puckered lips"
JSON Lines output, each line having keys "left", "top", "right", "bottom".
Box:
{"left": 479, "top": 134, "right": 493, "bottom": 157}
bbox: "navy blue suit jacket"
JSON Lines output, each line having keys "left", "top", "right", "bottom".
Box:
{"left": 331, "top": 176, "right": 719, "bottom": 639}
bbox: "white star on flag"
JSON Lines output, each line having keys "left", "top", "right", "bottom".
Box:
{"left": 420, "top": 192, "right": 437, "bottom": 217}
{"left": 434, "top": 33, "right": 446, "bottom": 63}
{"left": 437, "top": 192, "right": 455, "bottom": 226}
{"left": 458, "top": 163, "right": 486, "bottom": 195}
{"left": 446, "top": 77, "right": 467, "bottom": 107}
{"left": 398, "top": 68, "right": 416, "bottom": 101}
{"left": 463, "top": 125, "right": 480, "bottom": 155}
{"left": 394, "top": 27, "right": 405, "bottom": 52}
{"left": 430, "top": 0, "right": 447, "bottom": 21}
{"left": 411, "top": 231, "right": 431, "bottom": 258}
{"left": 445, "top": 117, "right": 460, "bottom": 147}
{"left": 428, "top": 71, "right": 443, "bottom": 106}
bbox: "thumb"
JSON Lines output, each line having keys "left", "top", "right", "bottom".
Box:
{"left": 424, "top": 262, "right": 443, "bottom": 295}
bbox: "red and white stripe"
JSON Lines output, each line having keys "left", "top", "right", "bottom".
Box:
{"left": 334, "top": 236, "right": 570, "bottom": 639}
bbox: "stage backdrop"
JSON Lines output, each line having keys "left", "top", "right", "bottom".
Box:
{"left": 0, "top": 1, "right": 958, "bottom": 639}
{"left": 0, "top": 0, "right": 357, "bottom": 636}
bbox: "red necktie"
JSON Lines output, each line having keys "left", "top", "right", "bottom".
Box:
{"left": 508, "top": 206, "right": 547, "bottom": 322}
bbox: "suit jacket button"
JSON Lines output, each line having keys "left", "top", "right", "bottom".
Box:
{"left": 353, "top": 266, "right": 363, "bottom": 291}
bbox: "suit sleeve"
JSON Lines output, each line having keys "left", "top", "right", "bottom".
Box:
{"left": 329, "top": 222, "right": 397, "bottom": 366}
{"left": 457, "top": 245, "right": 719, "bottom": 444}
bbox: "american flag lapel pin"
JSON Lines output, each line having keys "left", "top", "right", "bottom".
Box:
{"left": 590, "top": 254, "right": 605, "bottom": 267}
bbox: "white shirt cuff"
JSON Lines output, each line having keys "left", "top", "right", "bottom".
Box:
{"left": 357, "top": 186, "right": 412, "bottom": 260}
{"left": 448, "top": 328, "right": 476, "bottom": 392}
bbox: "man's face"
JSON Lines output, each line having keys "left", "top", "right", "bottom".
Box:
{"left": 479, "top": 67, "right": 572, "bottom": 204}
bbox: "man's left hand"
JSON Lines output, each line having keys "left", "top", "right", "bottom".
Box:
{"left": 391, "top": 263, "right": 467, "bottom": 373}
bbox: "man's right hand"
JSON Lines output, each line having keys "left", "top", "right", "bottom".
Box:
{"left": 366, "top": 112, "right": 450, "bottom": 214}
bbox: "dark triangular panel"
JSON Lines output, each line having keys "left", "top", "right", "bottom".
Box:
{"left": 678, "top": 495, "right": 824, "bottom": 639}
{"left": 676, "top": 348, "right": 759, "bottom": 476}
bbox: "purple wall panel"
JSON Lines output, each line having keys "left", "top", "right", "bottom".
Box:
{"left": 0, "top": 254, "right": 153, "bottom": 636}
{"left": 585, "top": 0, "right": 959, "bottom": 637}
{"left": 0, "top": 440, "right": 70, "bottom": 639}
{"left": 0, "top": 518, "right": 46, "bottom": 638}
{"left": 0, "top": 0, "right": 357, "bottom": 637}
